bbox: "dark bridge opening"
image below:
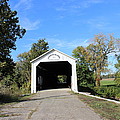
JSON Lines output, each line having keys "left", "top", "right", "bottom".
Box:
{"left": 36, "top": 61, "right": 72, "bottom": 91}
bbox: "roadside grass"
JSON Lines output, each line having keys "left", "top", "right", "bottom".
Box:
{"left": 0, "top": 93, "right": 32, "bottom": 107}
{"left": 77, "top": 94, "right": 120, "bottom": 120}
{"left": 0, "top": 93, "right": 35, "bottom": 118}
{"left": 0, "top": 84, "right": 32, "bottom": 106}
{"left": 0, "top": 114, "right": 9, "bottom": 117}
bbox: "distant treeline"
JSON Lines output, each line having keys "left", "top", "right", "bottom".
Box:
{"left": 102, "top": 74, "right": 115, "bottom": 79}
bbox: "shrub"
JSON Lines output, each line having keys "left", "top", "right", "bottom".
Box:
{"left": 116, "top": 93, "right": 120, "bottom": 100}
{"left": 76, "top": 64, "right": 95, "bottom": 88}
{"left": 115, "top": 71, "right": 120, "bottom": 86}
{"left": 20, "top": 81, "right": 31, "bottom": 94}
{"left": 93, "top": 86, "right": 120, "bottom": 100}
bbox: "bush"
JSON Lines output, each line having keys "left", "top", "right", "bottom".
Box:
{"left": 116, "top": 93, "right": 120, "bottom": 100}
{"left": 93, "top": 86, "right": 120, "bottom": 100}
{"left": 20, "top": 81, "right": 31, "bottom": 94}
{"left": 115, "top": 71, "right": 120, "bottom": 86}
{"left": 76, "top": 64, "right": 95, "bottom": 88}
{"left": 78, "top": 86, "right": 96, "bottom": 95}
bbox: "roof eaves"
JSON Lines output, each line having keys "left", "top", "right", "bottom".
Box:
{"left": 30, "top": 49, "right": 54, "bottom": 63}
{"left": 30, "top": 48, "right": 77, "bottom": 63}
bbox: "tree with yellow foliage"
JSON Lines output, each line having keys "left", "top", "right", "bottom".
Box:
{"left": 73, "top": 33, "right": 117, "bottom": 86}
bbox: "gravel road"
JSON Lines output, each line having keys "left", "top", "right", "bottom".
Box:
{"left": 0, "top": 88, "right": 102, "bottom": 120}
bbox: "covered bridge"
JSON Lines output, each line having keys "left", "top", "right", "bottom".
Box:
{"left": 30, "top": 49, "right": 78, "bottom": 93}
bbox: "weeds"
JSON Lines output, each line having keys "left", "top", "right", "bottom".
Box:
{"left": 78, "top": 94, "right": 120, "bottom": 120}
{"left": 0, "top": 83, "right": 31, "bottom": 105}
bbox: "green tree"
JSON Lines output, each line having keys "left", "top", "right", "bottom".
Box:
{"left": 115, "top": 55, "right": 120, "bottom": 86}
{"left": 0, "top": 0, "right": 26, "bottom": 80}
{"left": 30, "top": 39, "right": 49, "bottom": 60}
{"left": 73, "top": 33, "right": 116, "bottom": 86}
{"left": 76, "top": 64, "right": 95, "bottom": 87}
{"left": 72, "top": 46, "right": 95, "bottom": 88}
{"left": 15, "top": 39, "right": 49, "bottom": 90}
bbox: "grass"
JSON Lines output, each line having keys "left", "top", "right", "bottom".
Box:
{"left": 0, "top": 85, "right": 32, "bottom": 105}
{"left": 77, "top": 93, "right": 120, "bottom": 120}
{"left": 0, "top": 94, "right": 33, "bottom": 117}
{"left": 0, "top": 92, "right": 36, "bottom": 118}
{"left": 100, "top": 78, "right": 116, "bottom": 86}
{"left": 0, "top": 113, "right": 21, "bottom": 117}
{"left": 0, "top": 114, "right": 9, "bottom": 117}
{"left": 0, "top": 94, "right": 20, "bottom": 104}
{"left": 0, "top": 93, "right": 32, "bottom": 107}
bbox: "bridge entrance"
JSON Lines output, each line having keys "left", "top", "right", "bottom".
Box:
{"left": 36, "top": 61, "right": 72, "bottom": 90}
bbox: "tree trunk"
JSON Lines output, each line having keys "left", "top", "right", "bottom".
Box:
{"left": 96, "top": 79, "right": 100, "bottom": 86}
{"left": 95, "top": 74, "right": 101, "bottom": 86}
{"left": 95, "top": 69, "right": 101, "bottom": 87}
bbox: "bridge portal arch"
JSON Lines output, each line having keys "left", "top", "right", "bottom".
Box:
{"left": 30, "top": 49, "right": 78, "bottom": 93}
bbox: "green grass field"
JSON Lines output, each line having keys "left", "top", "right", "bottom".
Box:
{"left": 100, "top": 78, "right": 116, "bottom": 86}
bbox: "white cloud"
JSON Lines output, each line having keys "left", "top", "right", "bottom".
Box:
{"left": 14, "top": 0, "right": 32, "bottom": 10}
{"left": 20, "top": 18, "right": 40, "bottom": 30}
{"left": 48, "top": 38, "right": 89, "bottom": 50}
{"left": 82, "top": 0, "right": 104, "bottom": 8}
{"left": 55, "top": 0, "right": 104, "bottom": 13}
{"left": 87, "top": 17, "right": 110, "bottom": 30}
{"left": 13, "top": 0, "right": 40, "bottom": 30}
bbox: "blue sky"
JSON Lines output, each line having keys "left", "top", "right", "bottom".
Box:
{"left": 9, "top": 0, "right": 120, "bottom": 73}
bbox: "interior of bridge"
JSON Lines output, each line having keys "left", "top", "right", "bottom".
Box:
{"left": 36, "top": 61, "right": 72, "bottom": 91}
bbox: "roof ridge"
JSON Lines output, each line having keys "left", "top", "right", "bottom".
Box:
{"left": 30, "top": 49, "right": 76, "bottom": 63}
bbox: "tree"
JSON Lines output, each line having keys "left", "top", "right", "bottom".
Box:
{"left": 15, "top": 39, "right": 49, "bottom": 89}
{"left": 72, "top": 46, "right": 95, "bottom": 88}
{"left": 76, "top": 64, "right": 95, "bottom": 87}
{"left": 30, "top": 39, "right": 49, "bottom": 60}
{"left": 115, "top": 55, "right": 120, "bottom": 86}
{"left": 0, "top": 0, "right": 26, "bottom": 80}
{"left": 73, "top": 33, "right": 117, "bottom": 86}
{"left": 88, "top": 34, "right": 116, "bottom": 86}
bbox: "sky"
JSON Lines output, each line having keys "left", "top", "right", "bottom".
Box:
{"left": 8, "top": 0, "right": 120, "bottom": 73}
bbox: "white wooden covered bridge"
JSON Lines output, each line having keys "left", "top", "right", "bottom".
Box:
{"left": 30, "top": 49, "right": 78, "bottom": 93}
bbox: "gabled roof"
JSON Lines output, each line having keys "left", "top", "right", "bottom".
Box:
{"left": 30, "top": 48, "right": 76, "bottom": 63}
